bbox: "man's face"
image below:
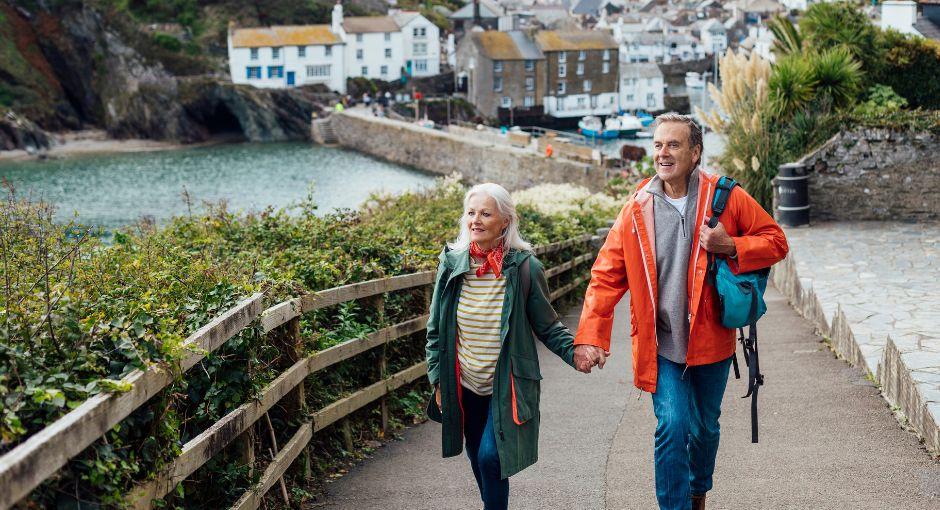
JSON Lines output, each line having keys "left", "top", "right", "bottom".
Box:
{"left": 652, "top": 122, "right": 701, "bottom": 182}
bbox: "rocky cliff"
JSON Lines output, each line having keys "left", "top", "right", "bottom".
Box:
{"left": 0, "top": 0, "right": 353, "bottom": 150}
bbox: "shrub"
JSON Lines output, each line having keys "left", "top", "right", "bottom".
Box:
{"left": 871, "top": 30, "right": 940, "bottom": 110}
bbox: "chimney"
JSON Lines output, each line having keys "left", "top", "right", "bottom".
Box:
{"left": 332, "top": 0, "right": 345, "bottom": 37}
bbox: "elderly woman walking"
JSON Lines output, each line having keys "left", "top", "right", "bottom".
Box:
{"left": 425, "top": 183, "right": 591, "bottom": 509}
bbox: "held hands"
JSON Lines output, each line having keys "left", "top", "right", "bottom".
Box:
{"left": 573, "top": 345, "right": 611, "bottom": 374}
{"left": 435, "top": 385, "right": 441, "bottom": 410}
{"left": 699, "top": 220, "right": 737, "bottom": 256}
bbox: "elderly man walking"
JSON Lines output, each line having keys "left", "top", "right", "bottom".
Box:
{"left": 572, "top": 113, "right": 788, "bottom": 510}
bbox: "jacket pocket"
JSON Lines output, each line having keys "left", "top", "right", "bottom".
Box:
{"left": 510, "top": 355, "right": 542, "bottom": 425}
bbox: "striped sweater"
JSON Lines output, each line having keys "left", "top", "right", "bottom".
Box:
{"left": 456, "top": 262, "right": 506, "bottom": 396}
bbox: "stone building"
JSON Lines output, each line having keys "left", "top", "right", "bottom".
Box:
{"left": 535, "top": 30, "right": 621, "bottom": 119}
{"left": 456, "top": 30, "right": 546, "bottom": 118}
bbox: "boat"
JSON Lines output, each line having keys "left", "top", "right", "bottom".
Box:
{"left": 685, "top": 71, "right": 706, "bottom": 89}
{"left": 635, "top": 110, "right": 655, "bottom": 127}
{"left": 612, "top": 113, "right": 644, "bottom": 138}
{"left": 578, "top": 116, "right": 619, "bottom": 140}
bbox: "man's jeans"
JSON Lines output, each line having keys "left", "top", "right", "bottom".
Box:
{"left": 651, "top": 355, "right": 733, "bottom": 510}
{"left": 463, "top": 389, "right": 509, "bottom": 510}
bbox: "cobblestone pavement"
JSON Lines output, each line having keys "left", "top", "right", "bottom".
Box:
{"left": 784, "top": 221, "right": 940, "bottom": 449}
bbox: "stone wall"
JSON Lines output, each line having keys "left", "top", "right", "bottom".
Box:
{"left": 331, "top": 111, "right": 612, "bottom": 191}
{"left": 797, "top": 128, "right": 940, "bottom": 221}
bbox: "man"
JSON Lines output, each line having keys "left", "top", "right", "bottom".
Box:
{"left": 572, "top": 113, "right": 788, "bottom": 510}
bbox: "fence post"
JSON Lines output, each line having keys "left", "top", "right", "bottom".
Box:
{"left": 364, "top": 294, "right": 388, "bottom": 437}
{"left": 287, "top": 316, "right": 313, "bottom": 481}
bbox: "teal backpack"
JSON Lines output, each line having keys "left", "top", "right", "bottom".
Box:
{"left": 706, "top": 176, "right": 769, "bottom": 443}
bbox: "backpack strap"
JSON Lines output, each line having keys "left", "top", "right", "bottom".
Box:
{"left": 707, "top": 175, "right": 738, "bottom": 228}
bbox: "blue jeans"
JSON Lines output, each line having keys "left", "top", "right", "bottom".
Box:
{"left": 651, "top": 355, "right": 732, "bottom": 510}
{"left": 463, "top": 389, "right": 509, "bottom": 510}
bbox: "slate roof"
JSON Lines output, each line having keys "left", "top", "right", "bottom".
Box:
{"left": 535, "top": 30, "right": 619, "bottom": 50}
{"left": 343, "top": 16, "right": 400, "bottom": 33}
{"left": 472, "top": 30, "right": 545, "bottom": 60}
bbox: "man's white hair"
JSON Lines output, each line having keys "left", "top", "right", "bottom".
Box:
{"left": 448, "top": 183, "right": 532, "bottom": 252}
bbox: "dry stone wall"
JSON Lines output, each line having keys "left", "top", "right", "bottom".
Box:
{"left": 330, "top": 111, "right": 612, "bottom": 191}
{"left": 797, "top": 129, "right": 940, "bottom": 221}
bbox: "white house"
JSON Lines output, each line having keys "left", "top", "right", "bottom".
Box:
{"left": 342, "top": 15, "right": 405, "bottom": 81}
{"left": 620, "top": 32, "right": 704, "bottom": 63}
{"left": 227, "top": 4, "right": 442, "bottom": 91}
{"left": 393, "top": 10, "right": 442, "bottom": 77}
{"left": 619, "top": 62, "right": 664, "bottom": 111}
{"left": 698, "top": 18, "right": 727, "bottom": 53}
{"left": 227, "top": 24, "right": 346, "bottom": 92}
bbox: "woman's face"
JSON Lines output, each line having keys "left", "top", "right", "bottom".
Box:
{"left": 466, "top": 193, "right": 510, "bottom": 250}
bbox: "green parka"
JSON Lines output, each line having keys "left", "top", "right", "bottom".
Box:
{"left": 425, "top": 247, "right": 576, "bottom": 479}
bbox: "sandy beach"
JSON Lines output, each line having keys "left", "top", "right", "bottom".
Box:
{"left": 0, "top": 130, "right": 219, "bottom": 162}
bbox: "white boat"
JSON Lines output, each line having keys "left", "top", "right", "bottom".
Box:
{"left": 578, "top": 116, "right": 619, "bottom": 140}
{"left": 611, "top": 113, "right": 644, "bottom": 138}
{"left": 685, "top": 71, "right": 706, "bottom": 89}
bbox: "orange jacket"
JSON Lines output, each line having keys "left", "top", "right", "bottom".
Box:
{"left": 574, "top": 170, "right": 789, "bottom": 393}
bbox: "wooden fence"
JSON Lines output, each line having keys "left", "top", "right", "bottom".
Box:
{"left": 0, "top": 231, "right": 606, "bottom": 509}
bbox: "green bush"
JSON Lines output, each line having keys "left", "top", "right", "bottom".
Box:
{"left": 153, "top": 32, "right": 182, "bottom": 52}
{"left": 871, "top": 30, "right": 940, "bottom": 109}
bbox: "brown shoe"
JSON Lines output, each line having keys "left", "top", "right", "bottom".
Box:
{"left": 691, "top": 493, "right": 706, "bottom": 510}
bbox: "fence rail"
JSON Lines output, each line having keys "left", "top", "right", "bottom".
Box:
{"left": 0, "top": 230, "right": 608, "bottom": 509}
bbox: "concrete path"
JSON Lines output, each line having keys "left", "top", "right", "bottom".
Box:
{"left": 312, "top": 287, "right": 940, "bottom": 509}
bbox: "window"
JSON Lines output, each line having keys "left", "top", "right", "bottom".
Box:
{"left": 494, "top": 61, "right": 503, "bottom": 73}
{"left": 609, "top": 96, "right": 616, "bottom": 104}
{"left": 647, "top": 93, "right": 656, "bottom": 108}
{"left": 584, "top": 79, "right": 592, "bottom": 91}
{"left": 267, "top": 66, "right": 283, "bottom": 78}
{"left": 356, "top": 34, "right": 363, "bottom": 42}
{"left": 325, "top": 45, "right": 333, "bottom": 56}
{"left": 361, "top": 65, "right": 368, "bottom": 75}
{"left": 246, "top": 66, "right": 261, "bottom": 79}
{"left": 307, "top": 64, "right": 330, "bottom": 77}
{"left": 578, "top": 50, "right": 586, "bottom": 61}
{"left": 557, "top": 81, "right": 566, "bottom": 94}
{"left": 494, "top": 76, "right": 503, "bottom": 92}
{"left": 385, "top": 48, "right": 392, "bottom": 58}
{"left": 298, "top": 46, "right": 306, "bottom": 57}
{"left": 525, "top": 76, "right": 534, "bottom": 91}
{"left": 577, "top": 96, "right": 587, "bottom": 107}
{"left": 250, "top": 48, "right": 259, "bottom": 60}
{"left": 576, "top": 63, "right": 584, "bottom": 75}
{"left": 356, "top": 49, "right": 363, "bottom": 60}
{"left": 558, "top": 52, "right": 567, "bottom": 63}
{"left": 384, "top": 32, "right": 391, "bottom": 42}
{"left": 524, "top": 96, "right": 534, "bottom": 107}
{"left": 525, "top": 60, "right": 535, "bottom": 72}
{"left": 381, "top": 65, "right": 388, "bottom": 75}
{"left": 413, "top": 27, "right": 426, "bottom": 38}
{"left": 272, "top": 47, "right": 281, "bottom": 59}
{"left": 591, "top": 95, "right": 598, "bottom": 108}
{"left": 603, "top": 49, "right": 610, "bottom": 61}
{"left": 602, "top": 62, "right": 609, "bottom": 74}
{"left": 626, "top": 93, "right": 634, "bottom": 102}
{"left": 501, "top": 96, "right": 511, "bottom": 108}
{"left": 558, "top": 63, "right": 566, "bottom": 77}
{"left": 413, "top": 42, "right": 427, "bottom": 55}
{"left": 557, "top": 97, "right": 565, "bottom": 111}
{"left": 415, "top": 59, "right": 428, "bottom": 72}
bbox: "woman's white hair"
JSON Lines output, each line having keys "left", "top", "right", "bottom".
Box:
{"left": 448, "top": 183, "right": 532, "bottom": 252}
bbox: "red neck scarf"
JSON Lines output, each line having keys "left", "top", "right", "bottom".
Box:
{"left": 469, "top": 242, "right": 505, "bottom": 278}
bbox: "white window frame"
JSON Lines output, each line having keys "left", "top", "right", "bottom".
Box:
{"left": 558, "top": 63, "right": 566, "bottom": 77}
{"left": 356, "top": 34, "right": 363, "bottom": 42}
{"left": 602, "top": 61, "right": 609, "bottom": 74}
{"left": 361, "top": 65, "right": 368, "bottom": 75}
{"left": 494, "top": 76, "right": 503, "bottom": 92}
{"left": 603, "top": 49, "right": 610, "bottom": 61}
{"left": 525, "top": 60, "right": 535, "bottom": 72}
{"left": 381, "top": 65, "right": 388, "bottom": 75}
{"left": 356, "top": 49, "right": 363, "bottom": 60}
{"left": 385, "top": 48, "right": 392, "bottom": 58}
{"left": 578, "top": 50, "right": 586, "bottom": 61}
{"left": 306, "top": 64, "right": 331, "bottom": 78}
{"left": 501, "top": 96, "right": 512, "bottom": 108}
{"left": 384, "top": 32, "right": 391, "bottom": 42}
{"left": 577, "top": 96, "right": 587, "bottom": 107}
{"left": 297, "top": 46, "right": 306, "bottom": 58}
{"left": 325, "top": 45, "right": 332, "bottom": 56}
{"left": 558, "top": 51, "right": 567, "bottom": 63}
{"left": 494, "top": 60, "right": 503, "bottom": 73}
{"left": 584, "top": 79, "right": 592, "bottom": 92}
{"left": 576, "top": 63, "right": 584, "bottom": 75}
{"left": 525, "top": 76, "right": 534, "bottom": 91}
{"left": 415, "top": 59, "right": 428, "bottom": 72}
{"left": 250, "top": 48, "right": 259, "bottom": 60}
{"left": 271, "top": 47, "right": 281, "bottom": 59}
{"left": 591, "top": 95, "right": 598, "bottom": 108}
{"left": 524, "top": 96, "right": 534, "bottom": 107}
{"left": 557, "top": 81, "right": 566, "bottom": 94}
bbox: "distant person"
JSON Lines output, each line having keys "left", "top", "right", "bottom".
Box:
{"left": 384, "top": 90, "right": 393, "bottom": 105}
{"left": 573, "top": 113, "right": 788, "bottom": 510}
{"left": 425, "top": 183, "right": 592, "bottom": 510}
{"left": 333, "top": 101, "right": 345, "bottom": 113}
{"left": 363, "top": 92, "right": 371, "bottom": 107}
{"left": 377, "top": 92, "right": 389, "bottom": 108}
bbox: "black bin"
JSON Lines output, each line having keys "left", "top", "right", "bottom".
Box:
{"left": 775, "top": 163, "right": 809, "bottom": 226}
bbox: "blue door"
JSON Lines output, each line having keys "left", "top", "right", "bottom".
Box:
{"left": 287, "top": 71, "right": 295, "bottom": 86}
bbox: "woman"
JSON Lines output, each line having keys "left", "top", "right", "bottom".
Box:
{"left": 425, "top": 183, "right": 580, "bottom": 510}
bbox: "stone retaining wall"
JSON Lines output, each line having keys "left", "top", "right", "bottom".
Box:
{"left": 330, "top": 111, "right": 612, "bottom": 191}
{"left": 772, "top": 254, "right": 940, "bottom": 454}
{"left": 797, "top": 129, "right": 940, "bottom": 222}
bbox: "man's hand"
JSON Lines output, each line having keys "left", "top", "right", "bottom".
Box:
{"left": 700, "top": 220, "right": 737, "bottom": 256}
{"left": 435, "top": 385, "right": 441, "bottom": 410}
{"left": 573, "top": 344, "right": 611, "bottom": 373}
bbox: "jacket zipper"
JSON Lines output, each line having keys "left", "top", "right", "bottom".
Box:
{"left": 688, "top": 179, "right": 714, "bottom": 324}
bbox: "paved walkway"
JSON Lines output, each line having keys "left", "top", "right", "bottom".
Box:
{"left": 783, "top": 222, "right": 940, "bottom": 452}
{"left": 311, "top": 288, "right": 940, "bottom": 509}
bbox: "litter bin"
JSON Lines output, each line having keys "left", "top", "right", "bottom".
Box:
{"left": 775, "top": 163, "right": 810, "bottom": 226}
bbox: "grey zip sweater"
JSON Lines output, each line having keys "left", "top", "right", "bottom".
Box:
{"left": 647, "top": 170, "right": 700, "bottom": 364}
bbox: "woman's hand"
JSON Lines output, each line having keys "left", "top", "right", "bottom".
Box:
{"left": 435, "top": 385, "right": 442, "bottom": 410}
